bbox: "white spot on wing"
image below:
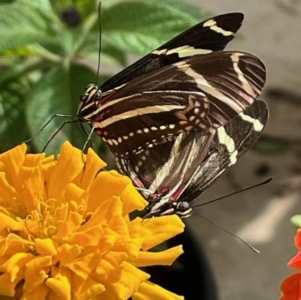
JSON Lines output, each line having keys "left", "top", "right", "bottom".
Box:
{"left": 203, "top": 19, "right": 233, "bottom": 36}
{"left": 152, "top": 46, "right": 212, "bottom": 58}
{"left": 95, "top": 104, "right": 185, "bottom": 129}
{"left": 217, "top": 126, "right": 238, "bottom": 166}
{"left": 239, "top": 112, "right": 264, "bottom": 132}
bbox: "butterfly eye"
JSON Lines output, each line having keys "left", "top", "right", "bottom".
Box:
{"left": 94, "top": 89, "right": 102, "bottom": 100}
{"left": 176, "top": 201, "right": 190, "bottom": 213}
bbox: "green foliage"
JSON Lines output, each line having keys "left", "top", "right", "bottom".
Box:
{"left": 252, "top": 135, "right": 292, "bottom": 155}
{"left": 291, "top": 215, "right": 301, "bottom": 228}
{"left": 0, "top": 0, "right": 206, "bottom": 154}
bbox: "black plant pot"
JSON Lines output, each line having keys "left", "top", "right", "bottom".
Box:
{"left": 146, "top": 222, "right": 218, "bottom": 300}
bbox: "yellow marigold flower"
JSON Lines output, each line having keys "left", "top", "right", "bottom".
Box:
{"left": 0, "top": 142, "right": 185, "bottom": 300}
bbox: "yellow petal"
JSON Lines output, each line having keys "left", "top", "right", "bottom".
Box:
{"left": 94, "top": 251, "right": 128, "bottom": 281}
{"left": 25, "top": 255, "right": 53, "bottom": 275}
{"left": 86, "top": 171, "right": 131, "bottom": 212}
{"left": 85, "top": 195, "right": 123, "bottom": 227}
{"left": 0, "top": 212, "right": 22, "bottom": 231}
{"left": 106, "top": 262, "right": 150, "bottom": 299}
{"left": 56, "top": 244, "right": 82, "bottom": 266}
{"left": 133, "top": 281, "right": 184, "bottom": 300}
{"left": 35, "top": 238, "right": 57, "bottom": 256}
{"left": 24, "top": 152, "right": 46, "bottom": 166}
{"left": 0, "top": 272, "right": 23, "bottom": 296}
{"left": 63, "top": 183, "right": 84, "bottom": 205}
{"left": 21, "top": 284, "right": 49, "bottom": 300}
{"left": 120, "top": 184, "right": 148, "bottom": 215}
{"left": 71, "top": 274, "right": 105, "bottom": 300}
{"left": 67, "top": 252, "right": 101, "bottom": 280}
{"left": 54, "top": 210, "right": 83, "bottom": 239}
{"left": 73, "top": 147, "right": 106, "bottom": 190}
{"left": 23, "top": 269, "right": 48, "bottom": 291}
{"left": 0, "top": 144, "right": 26, "bottom": 189}
{"left": 141, "top": 215, "right": 185, "bottom": 250}
{"left": 0, "top": 173, "right": 16, "bottom": 206}
{"left": 46, "top": 267, "right": 71, "bottom": 300}
{"left": 0, "top": 252, "right": 34, "bottom": 281}
{"left": 1, "top": 234, "right": 34, "bottom": 257}
{"left": 69, "top": 224, "right": 104, "bottom": 247}
{"left": 19, "top": 167, "right": 45, "bottom": 212}
{"left": 131, "top": 245, "right": 184, "bottom": 267}
{"left": 47, "top": 142, "right": 84, "bottom": 201}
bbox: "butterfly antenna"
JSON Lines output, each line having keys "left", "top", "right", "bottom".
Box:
{"left": 95, "top": 1, "right": 102, "bottom": 85}
{"left": 193, "top": 177, "right": 272, "bottom": 209}
{"left": 193, "top": 211, "right": 260, "bottom": 253}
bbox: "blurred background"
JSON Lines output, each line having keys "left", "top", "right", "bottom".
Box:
{"left": 0, "top": 0, "right": 300, "bottom": 299}
{"left": 187, "top": 1, "right": 301, "bottom": 300}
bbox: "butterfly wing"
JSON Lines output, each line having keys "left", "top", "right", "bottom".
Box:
{"left": 179, "top": 99, "right": 269, "bottom": 204}
{"left": 120, "top": 99, "right": 268, "bottom": 217}
{"left": 100, "top": 13, "right": 244, "bottom": 92}
{"left": 83, "top": 51, "right": 265, "bottom": 156}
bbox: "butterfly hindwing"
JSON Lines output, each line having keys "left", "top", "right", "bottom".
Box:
{"left": 178, "top": 99, "right": 269, "bottom": 205}
{"left": 135, "top": 99, "right": 268, "bottom": 217}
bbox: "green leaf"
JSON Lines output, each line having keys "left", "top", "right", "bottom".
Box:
{"left": 0, "top": 81, "right": 29, "bottom": 152}
{"left": 291, "top": 215, "right": 301, "bottom": 228}
{"left": 0, "top": 3, "right": 55, "bottom": 51}
{"left": 77, "top": 34, "right": 127, "bottom": 67}
{"left": 19, "top": 0, "right": 55, "bottom": 17}
{"left": 25, "top": 62, "right": 97, "bottom": 155}
{"left": 146, "top": 0, "right": 209, "bottom": 20}
{"left": 252, "top": 135, "right": 291, "bottom": 155}
{"left": 0, "top": 44, "right": 61, "bottom": 62}
{"left": 74, "top": 0, "right": 97, "bottom": 19}
{"left": 101, "top": 1, "right": 201, "bottom": 54}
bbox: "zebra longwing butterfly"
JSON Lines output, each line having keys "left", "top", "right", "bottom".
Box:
{"left": 121, "top": 99, "right": 268, "bottom": 218}
{"left": 79, "top": 12, "right": 267, "bottom": 217}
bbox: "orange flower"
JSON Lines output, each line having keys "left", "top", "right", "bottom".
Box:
{"left": 0, "top": 142, "right": 184, "bottom": 300}
{"left": 280, "top": 230, "right": 301, "bottom": 300}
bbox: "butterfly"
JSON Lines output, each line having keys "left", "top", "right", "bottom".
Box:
{"left": 78, "top": 12, "right": 267, "bottom": 217}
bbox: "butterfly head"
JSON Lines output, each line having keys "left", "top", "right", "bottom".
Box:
{"left": 80, "top": 83, "right": 102, "bottom": 103}
{"left": 142, "top": 188, "right": 192, "bottom": 218}
{"left": 78, "top": 83, "right": 102, "bottom": 121}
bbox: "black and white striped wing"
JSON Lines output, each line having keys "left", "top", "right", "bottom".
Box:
{"left": 83, "top": 51, "right": 265, "bottom": 157}
{"left": 119, "top": 99, "right": 268, "bottom": 217}
{"left": 180, "top": 99, "right": 269, "bottom": 204}
{"left": 100, "top": 13, "right": 244, "bottom": 92}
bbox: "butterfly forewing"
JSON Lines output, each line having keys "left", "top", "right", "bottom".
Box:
{"left": 99, "top": 13, "right": 244, "bottom": 92}
{"left": 79, "top": 13, "right": 251, "bottom": 157}
{"left": 80, "top": 51, "right": 265, "bottom": 157}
